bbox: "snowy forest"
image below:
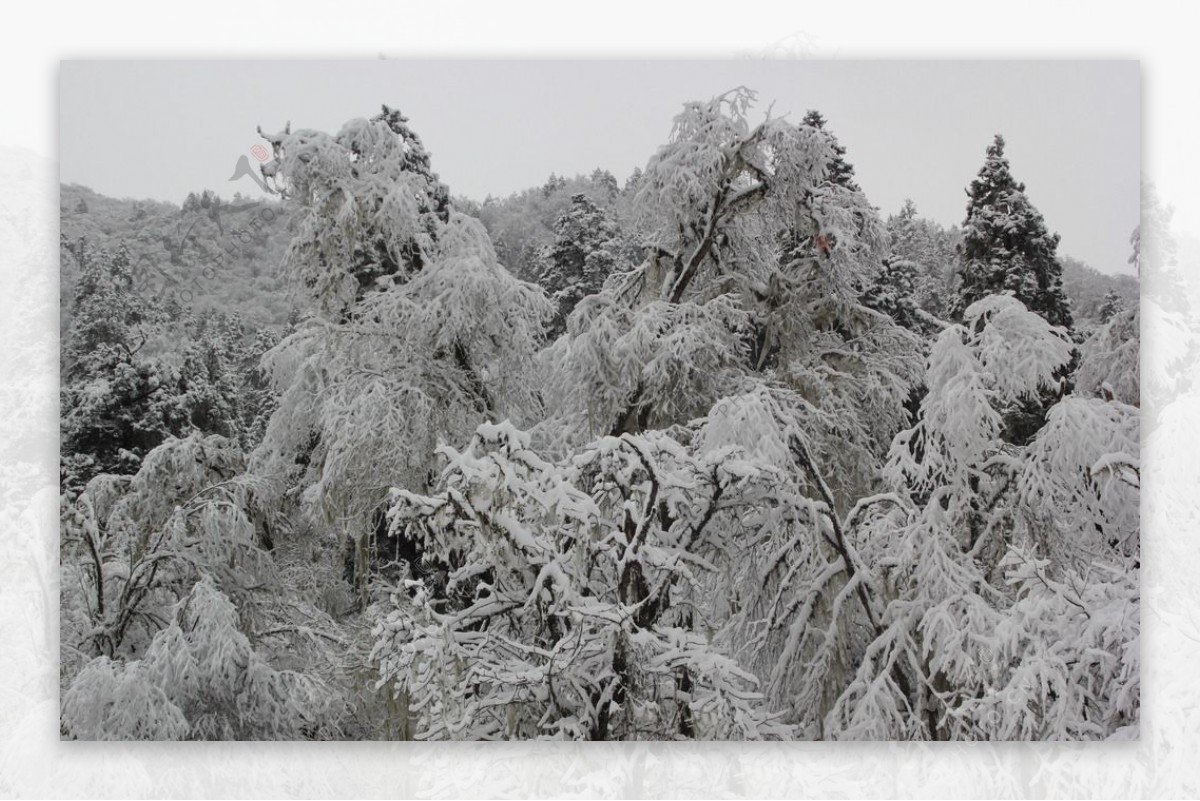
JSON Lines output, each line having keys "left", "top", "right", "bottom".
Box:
{"left": 58, "top": 89, "right": 1141, "bottom": 741}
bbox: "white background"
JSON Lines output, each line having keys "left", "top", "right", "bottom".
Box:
{"left": 1, "top": 1, "right": 1197, "bottom": 797}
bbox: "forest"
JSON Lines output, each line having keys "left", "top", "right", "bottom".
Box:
{"left": 58, "top": 89, "right": 1141, "bottom": 741}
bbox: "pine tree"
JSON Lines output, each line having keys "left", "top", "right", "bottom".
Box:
{"left": 801, "top": 110, "right": 859, "bottom": 191}
{"left": 860, "top": 256, "right": 924, "bottom": 332}
{"left": 589, "top": 167, "right": 619, "bottom": 198}
{"left": 60, "top": 245, "right": 182, "bottom": 491}
{"left": 1098, "top": 288, "right": 1123, "bottom": 323}
{"left": 951, "top": 135, "right": 1073, "bottom": 329}
{"left": 60, "top": 244, "right": 253, "bottom": 493}
{"left": 885, "top": 198, "right": 958, "bottom": 322}
{"left": 535, "top": 193, "right": 620, "bottom": 338}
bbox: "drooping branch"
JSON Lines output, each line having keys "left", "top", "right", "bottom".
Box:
{"left": 788, "top": 432, "right": 916, "bottom": 707}
{"left": 666, "top": 126, "right": 771, "bottom": 305}
{"left": 788, "top": 433, "right": 880, "bottom": 634}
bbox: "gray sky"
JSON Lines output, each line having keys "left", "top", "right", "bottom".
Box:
{"left": 60, "top": 60, "right": 1139, "bottom": 275}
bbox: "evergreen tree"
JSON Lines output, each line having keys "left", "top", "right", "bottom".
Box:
{"left": 951, "top": 135, "right": 1073, "bottom": 329}
{"left": 541, "top": 172, "right": 568, "bottom": 197}
{"left": 801, "top": 110, "right": 859, "bottom": 191}
{"left": 860, "top": 256, "right": 925, "bottom": 332}
{"left": 58, "top": 87, "right": 1140, "bottom": 744}
{"left": 623, "top": 166, "right": 644, "bottom": 193}
{"left": 1098, "top": 288, "right": 1123, "bottom": 323}
{"left": 535, "top": 193, "right": 621, "bottom": 338}
{"left": 62, "top": 242, "right": 157, "bottom": 379}
{"left": 885, "top": 198, "right": 959, "bottom": 321}
{"left": 951, "top": 136, "right": 1074, "bottom": 445}
{"left": 589, "top": 167, "right": 619, "bottom": 198}
{"left": 60, "top": 244, "right": 253, "bottom": 493}
{"left": 60, "top": 245, "right": 182, "bottom": 491}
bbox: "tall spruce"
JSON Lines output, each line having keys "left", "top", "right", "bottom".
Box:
{"left": 801, "top": 110, "right": 859, "bottom": 191}
{"left": 535, "top": 192, "right": 620, "bottom": 339}
{"left": 952, "top": 134, "right": 1072, "bottom": 329}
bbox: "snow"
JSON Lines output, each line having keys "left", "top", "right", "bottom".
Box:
{"left": 58, "top": 90, "right": 1140, "bottom": 744}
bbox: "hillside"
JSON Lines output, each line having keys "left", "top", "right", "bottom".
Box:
{"left": 59, "top": 184, "right": 298, "bottom": 344}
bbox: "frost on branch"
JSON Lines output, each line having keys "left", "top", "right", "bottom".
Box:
{"left": 251, "top": 136, "right": 552, "bottom": 537}
{"left": 1075, "top": 305, "right": 1139, "bottom": 406}
{"left": 371, "top": 420, "right": 794, "bottom": 740}
{"left": 886, "top": 294, "right": 1072, "bottom": 498}
{"left": 60, "top": 435, "right": 268, "bottom": 663}
{"left": 261, "top": 107, "right": 451, "bottom": 321}
{"left": 539, "top": 293, "right": 750, "bottom": 444}
{"left": 63, "top": 577, "right": 326, "bottom": 740}
{"left": 821, "top": 293, "right": 1139, "bottom": 741}
{"left": 60, "top": 92, "right": 1138, "bottom": 742}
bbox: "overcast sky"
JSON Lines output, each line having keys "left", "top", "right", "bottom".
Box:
{"left": 60, "top": 60, "right": 1139, "bottom": 275}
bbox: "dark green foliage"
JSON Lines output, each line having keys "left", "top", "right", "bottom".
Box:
{"left": 860, "top": 257, "right": 926, "bottom": 332}
{"left": 60, "top": 345, "right": 191, "bottom": 493}
{"left": 61, "top": 242, "right": 161, "bottom": 379}
{"left": 802, "top": 110, "right": 859, "bottom": 191}
{"left": 884, "top": 199, "right": 960, "bottom": 321}
{"left": 60, "top": 243, "right": 179, "bottom": 490}
{"left": 536, "top": 193, "right": 621, "bottom": 338}
{"left": 59, "top": 242, "right": 283, "bottom": 493}
{"left": 175, "top": 308, "right": 293, "bottom": 451}
{"left": 950, "top": 136, "right": 1076, "bottom": 445}
{"left": 1098, "top": 289, "right": 1123, "bottom": 323}
{"left": 951, "top": 135, "right": 1073, "bottom": 329}
{"left": 474, "top": 169, "right": 635, "bottom": 282}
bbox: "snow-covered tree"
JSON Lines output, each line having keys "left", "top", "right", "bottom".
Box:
{"left": 60, "top": 246, "right": 258, "bottom": 493}
{"left": 61, "top": 242, "right": 159, "bottom": 379}
{"left": 801, "top": 110, "right": 858, "bottom": 191}
{"left": 1060, "top": 255, "right": 1137, "bottom": 324}
{"left": 1097, "top": 288, "right": 1123, "bottom": 323}
{"left": 59, "top": 433, "right": 352, "bottom": 739}
{"left": 62, "top": 576, "right": 327, "bottom": 740}
{"left": 590, "top": 168, "right": 619, "bottom": 199}
{"left": 58, "top": 87, "right": 1138, "bottom": 743}
{"left": 60, "top": 435, "right": 263, "bottom": 660}
{"left": 884, "top": 198, "right": 959, "bottom": 323}
{"left": 250, "top": 108, "right": 553, "bottom": 610}
{"left": 60, "top": 244, "right": 187, "bottom": 491}
{"left": 257, "top": 105, "right": 451, "bottom": 321}
{"left": 535, "top": 193, "right": 623, "bottom": 338}
{"left": 952, "top": 135, "right": 1073, "bottom": 330}
{"left": 827, "top": 294, "right": 1137, "bottom": 740}
{"left": 951, "top": 135, "right": 1077, "bottom": 445}
{"left": 372, "top": 421, "right": 796, "bottom": 740}
{"left": 1074, "top": 292, "right": 1139, "bottom": 408}
{"left": 538, "top": 88, "right": 921, "bottom": 482}
{"left": 371, "top": 89, "right": 931, "bottom": 741}
{"left": 860, "top": 256, "right": 926, "bottom": 332}
{"left": 472, "top": 169, "right": 631, "bottom": 282}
